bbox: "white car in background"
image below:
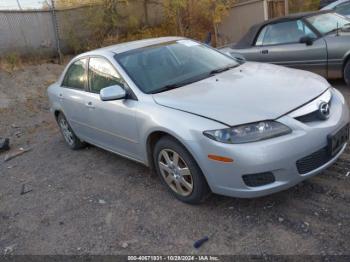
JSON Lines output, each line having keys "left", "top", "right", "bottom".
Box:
{"left": 321, "top": 0, "right": 350, "bottom": 17}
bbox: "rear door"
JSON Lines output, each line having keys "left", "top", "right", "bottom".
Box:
{"left": 241, "top": 19, "right": 328, "bottom": 77}
{"left": 60, "top": 58, "right": 95, "bottom": 140}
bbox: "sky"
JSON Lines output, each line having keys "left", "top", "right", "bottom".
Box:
{"left": 0, "top": 0, "right": 49, "bottom": 10}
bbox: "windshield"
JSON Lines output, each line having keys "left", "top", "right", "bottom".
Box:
{"left": 115, "top": 40, "right": 238, "bottom": 94}
{"left": 306, "top": 12, "right": 350, "bottom": 34}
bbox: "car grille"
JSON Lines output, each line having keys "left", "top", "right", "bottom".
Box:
{"left": 295, "top": 102, "right": 332, "bottom": 123}
{"left": 296, "top": 147, "right": 331, "bottom": 174}
{"left": 242, "top": 172, "right": 275, "bottom": 187}
{"left": 295, "top": 110, "right": 321, "bottom": 123}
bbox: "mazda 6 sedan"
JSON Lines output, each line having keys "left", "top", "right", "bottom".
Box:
{"left": 48, "top": 37, "right": 349, "bottom": 204}
{"left": 220, "top": 11, "right": 350, "bottom": 85}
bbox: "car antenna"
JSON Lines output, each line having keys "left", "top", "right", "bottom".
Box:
{"left": 336, "top": 22, "right": 340, "bottom": 36}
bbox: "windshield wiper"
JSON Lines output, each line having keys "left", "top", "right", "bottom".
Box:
{"left": 209, "top": 64, "right": 238, "bottom": 76}
{"left": 149, "top": 83, "right": 183, "bottom": 94}
{"left": 325, "top": 28, "right": 339, "bottom": 35}
{"left": 325, "top": 23, "right": 350, "bottom": 35}
{"left": 149, "top": 76, "right": 206, "bottom": 94}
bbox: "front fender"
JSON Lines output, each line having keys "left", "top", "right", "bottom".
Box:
{"left": 135, "top": 102, "right": 227, "bottom": 166}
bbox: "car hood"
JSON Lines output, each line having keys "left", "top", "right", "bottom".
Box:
{"left": 152, "top": 62, "right": 329, "bottom": 126}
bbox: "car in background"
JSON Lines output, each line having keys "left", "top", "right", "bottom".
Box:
{"left": 48, "top": 37, "right": 349, "bottom": 204}
{"left": 220, "top": 11, "right": 350, "bottom": 85}
{"left": 320, "top": 0, "right": 340, "bottom": 9}
{"left": 321, "top": 0, "right": 350, "bottom": 17}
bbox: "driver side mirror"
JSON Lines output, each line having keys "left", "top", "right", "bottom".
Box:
{"left": 300, "top": 36, "right": 314, "bottom": 46}
{"left": 100, "top": 85, "right": 126, "bottom": 101}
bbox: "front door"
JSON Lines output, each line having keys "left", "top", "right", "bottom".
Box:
{"left": 84, "top": 57, "right": 140, "bottom": 160}
{"left": 239, "top": 19, "right": 328, "bottom": 77}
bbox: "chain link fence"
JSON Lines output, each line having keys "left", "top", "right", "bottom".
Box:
{"left": 0, "top": 0, "right": 163, "bottom": 59}
{"left": 0, "top": 10, "right": 58, "bottom": 57}
{"left": 0, "top": 0, "right": 320, "bottom": 59}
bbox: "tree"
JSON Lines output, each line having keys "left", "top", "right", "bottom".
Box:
{"left": 55, "top": 0, "right": 100, "bottom": 9}
{"left": 162, "top": 0, "right": 235, "bottom": 45}
{"left": 289, "top": 0, "right": 320, "bottom": 13}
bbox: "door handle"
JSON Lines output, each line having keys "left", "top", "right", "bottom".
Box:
{"left": 86, "top": 101, "right": 95, "bottom": 109}
{"left": 59, "top": 93, "right": 64, "bottom": 100}
{"left": 261, "top": 50, "right": 269, "bottom": 54}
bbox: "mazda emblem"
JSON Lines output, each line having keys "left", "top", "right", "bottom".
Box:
{"left": 318, "top": 102, "right": 330, "bottom": 120}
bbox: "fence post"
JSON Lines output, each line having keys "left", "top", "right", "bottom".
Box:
{"left": 285, "top": 0, "right": 289, "bottom": 15}
{"left": 263, "top": 0, "right": 269, "bottom": 20}
{"left": 50, "top": 0, "right": 63, "bottom": 63}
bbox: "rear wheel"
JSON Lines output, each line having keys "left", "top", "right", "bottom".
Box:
{"left": 57, "top": 113, "right": 86, "bottom": 150}
{"left": 344, "top": 60, "right": 350, "bottom": 86}
{"left": 153, "top": 136, "right": 210, "bottom": 204}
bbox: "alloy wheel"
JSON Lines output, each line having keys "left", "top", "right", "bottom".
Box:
{"left": 158, "top": 149, "right": 193, "bottom": 196}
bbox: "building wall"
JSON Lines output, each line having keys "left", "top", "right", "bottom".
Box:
{"left": 218, "top": 0, "right": 266, "bottom": 45}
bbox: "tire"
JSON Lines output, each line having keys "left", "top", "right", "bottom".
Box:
{"left": 153, "top": 136, "right": 210, "bottom": 204}
{"left": 57, "top": 113, "right": 86, "bottom": 150}
{"left": 344, "top": 60, "right": 350, "bottom": 86}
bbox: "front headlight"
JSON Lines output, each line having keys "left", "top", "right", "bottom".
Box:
{"left": 203, "top": 121, "right": 292, "bottom": 144}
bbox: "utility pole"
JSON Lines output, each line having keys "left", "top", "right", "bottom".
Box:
{"left": 50, "top": 0, "right": 63, "bottom": 64}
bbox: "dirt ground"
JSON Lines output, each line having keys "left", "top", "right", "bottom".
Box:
{"left": 0, "top": 62, "right": 349, "bottom": 256}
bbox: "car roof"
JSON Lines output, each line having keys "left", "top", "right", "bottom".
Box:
{"left": 234, "top": 10, "right": 334, "bottom": 49}
{"left": 249, "top": 10, "right": 332, "bottom": 30}
{"left": 79, "top": 36, "right": 185, "bottom": 57}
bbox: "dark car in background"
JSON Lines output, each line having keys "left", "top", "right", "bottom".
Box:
{"left": 220, "top": 11, "right": 350, "bottom": 85}
{"left": 320, "top": 0, "right": 340, "bottom": 8}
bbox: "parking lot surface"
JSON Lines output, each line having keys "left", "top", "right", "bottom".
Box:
{"left": 0, "top": 62, "right": 349, "bottom": 255}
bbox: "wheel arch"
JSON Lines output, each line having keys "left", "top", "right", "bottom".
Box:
{"left": 343, "top": 51, "right": 350, "bottom": 71}
{"left": 145, "top": 130, "right": 200, "bottom": 172}
{"left": 343, "top": 52, "right": 350, "bottom": 84}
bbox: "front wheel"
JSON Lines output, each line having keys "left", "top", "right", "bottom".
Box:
{"left": 344, "top": 60, "right": 350, "bottom": 86}
{"left": 153, "top": 136, "right": 210, "bottom": 204}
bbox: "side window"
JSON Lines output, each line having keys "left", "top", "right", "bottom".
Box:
{"left": 255, "top": 26, "right": 268, "bottom": 46}
{"left": 296, "top": 20, "right": 317, "bottom": 37}
{"left": 256, "top": 20, "right": 317, "bottom": 46}
{"left": 62, "top": 59, "right": 87, "bottom": 90}
{"left": 88, "top": 57, "right": 127, "bottom": 94}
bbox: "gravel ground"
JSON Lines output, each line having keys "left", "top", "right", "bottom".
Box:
{"left": 0, "top": 62, "right": 349, "bottom": 255}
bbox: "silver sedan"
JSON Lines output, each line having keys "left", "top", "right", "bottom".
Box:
{"left": 48, "top": 37, "right": 349, "bottom": 204}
